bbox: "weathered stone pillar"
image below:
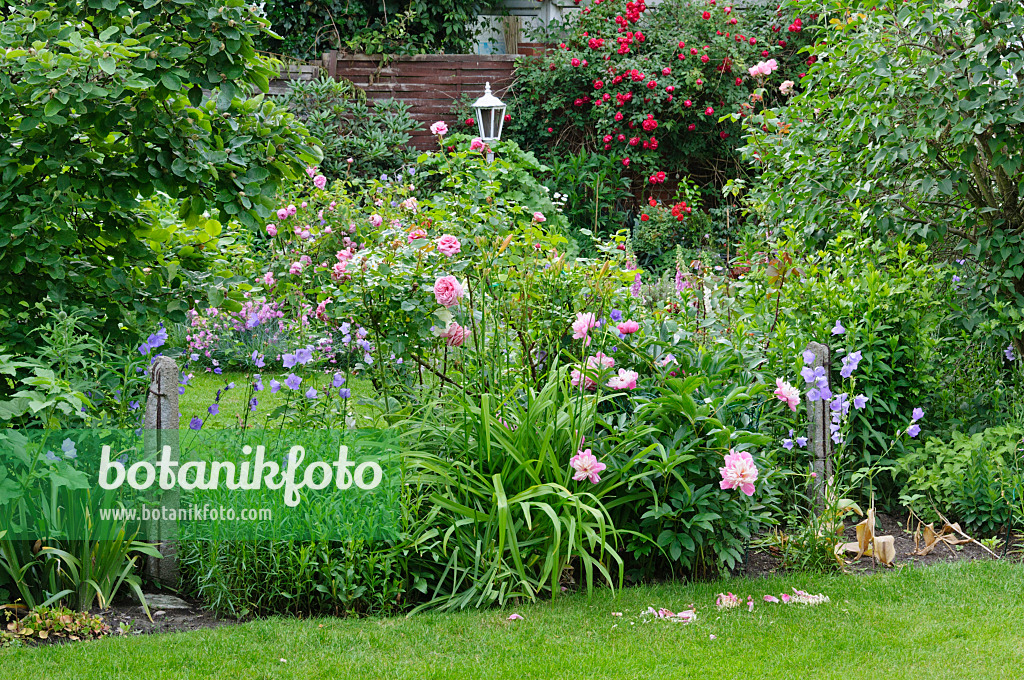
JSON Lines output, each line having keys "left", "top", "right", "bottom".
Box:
{"left": 143, "top": 355, "right": 180, "bottom": 586}
{"left": 805, "top": 342, "right": 834, "bottom": 508}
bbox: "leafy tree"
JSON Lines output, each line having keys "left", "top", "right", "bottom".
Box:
{"left": 742, "top": 0, "right": 1024, "bottom": 356}
{"left": 0, "top": 0, "right": 320, "bottom": 350}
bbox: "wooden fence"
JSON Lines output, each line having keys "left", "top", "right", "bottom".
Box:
{"left": 269, "top": 52, "right": 520, "bottom": 150}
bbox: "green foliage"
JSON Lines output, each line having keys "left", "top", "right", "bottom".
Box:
{"left": 179, "top": 539, "right": 404, "bottom": 617}
{"left": 0, "top": 0, "right": 320, "bottom": 349}
{"left": 892, "top": 425, "right": 1024, "bottom": 536}
{"left": 545, "top": 151, "right": 632, "bottom": 253}
{"left": 0, "top": 429, "right": 157, "bottom": 612}
{"left": 416, "top": 134, "right": 567, "bottom": 229}
{"left": 1, "top": 605, "right": 110, "bottom": 643}
{"left": 277, "top": 76, "right": 419, "bottom": 181}
{"left": 615, "top": 374, "right": 775, "bottom": 578}
{"left": 744, "top": 0, "right": 1024, "bottom": 356}
{"left": 402, "top": 378, "right": 625, "bottom": 612}
{"left": 761, "top": 232, "right": 948, "bottom": 505}
{"left": 256, "top": 0, "right": 483, "bottom": 60}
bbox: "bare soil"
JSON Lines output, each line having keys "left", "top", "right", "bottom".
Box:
{"left": 743, "top": 511, "right": 1017, "bottom": 577}
{"left": 93, "top": 594, "right": 234, "bottom": 637}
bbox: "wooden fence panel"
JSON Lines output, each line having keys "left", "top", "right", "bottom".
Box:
{"left": 268, "top": 52, "right": 521, "bottom": 150}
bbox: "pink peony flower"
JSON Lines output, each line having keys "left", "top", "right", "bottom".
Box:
{"left": 571, "top": 353, "right": 615, "bottom": 390}
{"left": 434, "top": 276, "right": 465, "bottom": 307}
{"left": 470, "top": 137, "right": 485, "bottom": 151}
{"left": 436, "top": 234, "right": 462, "bottom": 257}
{"left": 719, "top": 450, "right": 758, "bottom": 496}
{"left": 607, "top": 369, "right": 639, "bottom": 390}
{"left": 429, "top": 121, "right": 449, "bottom": 136}
{"left": 313, "top": 174, "right": 327, "bottom": 190}
{"left": 571, "top": 312, "right": 599, "bottom": 344}
{"left": 570, "top": 448, "right": 606, "bottom": 484}
{"left": 774, "top": 378, "right": 801, "bottom": 411}
{"left": 617, "top": 320, "right": 639, "bottom": 334}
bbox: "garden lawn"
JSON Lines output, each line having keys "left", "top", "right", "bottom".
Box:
{"left": 3, "top": 560, "right": 1023, "bottom": 679}
{"left": 180, "top": 370, "right": 377, "bottom": 428}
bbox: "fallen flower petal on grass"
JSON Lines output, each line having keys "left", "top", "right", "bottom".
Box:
{"left": 789, "top": 588, "right": 830, "bottom": 605}
{"left": 763, "top": 595, "right": 780, "bottom": 603}
{"left": 507, "top": 614, "right": 523, "bottom": 620}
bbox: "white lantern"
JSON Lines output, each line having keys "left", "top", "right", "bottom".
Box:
{"left": 471, "top": 82, "right": 506, "bottom": 143}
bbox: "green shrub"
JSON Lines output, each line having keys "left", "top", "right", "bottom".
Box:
{"left": 277, "top": 76, "right": 419, "bottom": 181}
{"left": 179, "top": 539, "right": 405, "bottom": 618}
{"left": 402, "top": 376, "right": 626, "bottom": 612}
{"left": 0, "top": 0, "right": 319, "bottom": 350}
{"left": 893, "top": 426, "right": 1024, "bottom": 537}
{"left": 507, "top": 0, "right": 815, "bottom": 195}
{"left": 612, "top": 374, "right": 776, "bottom": 579}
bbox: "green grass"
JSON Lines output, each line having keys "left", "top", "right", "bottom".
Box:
{"left": 180, "top": 370, "right": 377, "bottom": 429}
{"left": 3, "top": 561, "right": 1023, "bottom": 678}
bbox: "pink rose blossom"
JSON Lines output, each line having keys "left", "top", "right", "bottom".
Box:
{"left": 719, "top": 449, "right": 758, "bottom": 496}
{"left": 436, "top": 321, "right": 467, "bottom": 347}
{"left": 470, "top": 137, "right": 485, "bottom": 151}
{"left": 429, "top": 121, "right": 449, "bottom": 136}
{"left": 617, "top": 320, "right": 639, "bottom": 334}
{"left": 434, "top": 276, "right": 465, "bottom": 307}
{"left": 436, "top": 234, "right": 461, "bottom": 257}
{"left": 313, "top": 174, "right": 327, "bottom": 190}
{"left": 289, "top": 261, "right": 303, "bottom": 275}
{"left": 780, "top": 79, "right": 795, "bottom": 95}
{"left": 408, "top": 228, "right": 427, "bottom": 243}
{"left": 266, "top": 223, "right": 277, "bottom": 237}
{"left": 369, "top": 214, "right": 383, "bottom": 227}
{"left": 277, "top": 208, "right": 289, "bottom": 220}
{"left": 774, "top": 378, "right": 801, "bottom": 411}
{"left": 305, "top": 166, "right": 317, "bottom": 178}
{"left": 261, "top": 272, "right": 275, "bottom": 287}
{"left": 532, "top": 212, "right": 546, "bottom": 223}
{"left": 569, "top": 448, "right": 606, "bottom": 484}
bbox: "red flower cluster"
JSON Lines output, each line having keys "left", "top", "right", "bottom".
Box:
{"left": 670, "top": 201, "right": 693, "bottom": 220}
{"left": 648, "top": 171, "right": 667, "bottom": 184}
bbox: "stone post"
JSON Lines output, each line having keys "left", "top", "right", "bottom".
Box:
{"left": 143, "top": 355, "right": 180, "bottom": 586}
{"left": 805, "top": 342, "right": 834, "bottom": 508}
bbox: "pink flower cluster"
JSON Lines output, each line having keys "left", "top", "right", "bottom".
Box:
{"left": 747, "top": 58, "right": 778, "bottom": 77}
